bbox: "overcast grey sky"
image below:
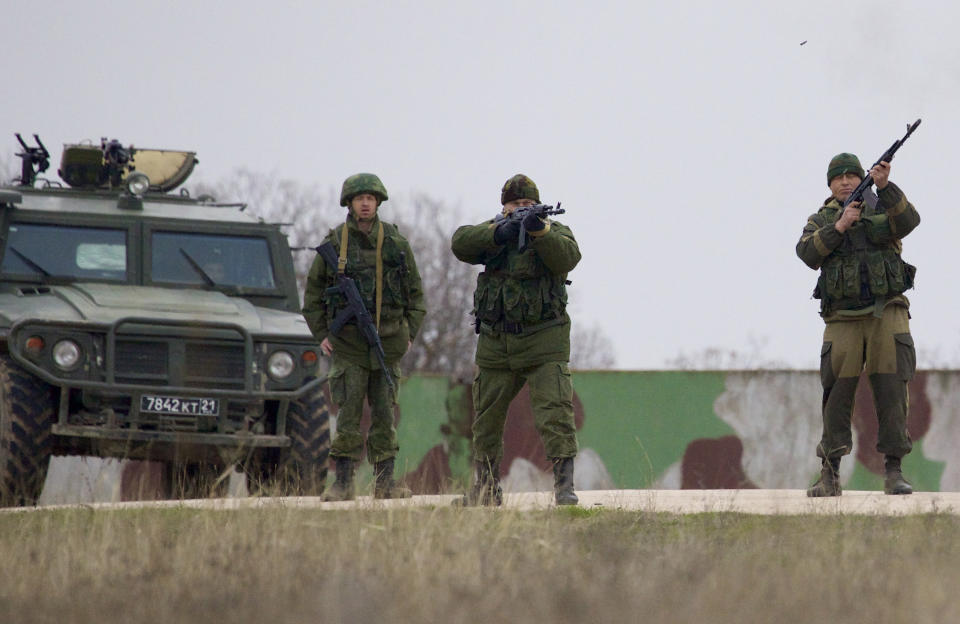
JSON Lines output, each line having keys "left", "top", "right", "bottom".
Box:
{"left": 4, "top": 1, "right": 958, "bottom": 369}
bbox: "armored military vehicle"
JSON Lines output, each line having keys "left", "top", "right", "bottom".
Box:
{"left": 0, "top": 135, "right": 329, "bottom": 505}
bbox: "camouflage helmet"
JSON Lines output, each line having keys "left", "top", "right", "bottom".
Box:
{"left": 827, "top": 153, "right": 864, "bottom": 184}
{"left": 500, "top": 174, "right": 540, "bottom": 205}
{"left": 340, "top": 173, "right": 388, "bottom": 207}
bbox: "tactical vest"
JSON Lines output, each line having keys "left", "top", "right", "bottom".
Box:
{"left": 814, "top": 203, "right": 916, "bottom": 314}
{"left": 473, "top": 243, "right": 568, "bottom": 329}
{"left": 323, "top": 220, "right": 412, "bottom": 337}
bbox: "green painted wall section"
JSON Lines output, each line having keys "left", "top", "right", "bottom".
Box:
{"left": 845, "top": 439, "right": 945, "bottom": 492}
{"left": 573, "top": 372, "right": 732, "bottom": 488}
{"left": 385, "top": 371, "right": 953, "bottom": 492}
{"left": 394, "top": 374, "right": 450, "bottom": 477}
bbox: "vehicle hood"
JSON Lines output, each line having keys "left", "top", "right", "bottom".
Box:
{"left": 0, "top": 283, "right": 312, "bottom": 338}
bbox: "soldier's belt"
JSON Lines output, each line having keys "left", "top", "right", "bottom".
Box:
{"left": 480, "top": 316, "right": 565, "bottom": 336}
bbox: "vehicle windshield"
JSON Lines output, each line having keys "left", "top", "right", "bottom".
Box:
{"left": 151, "top": 231, "right": 276, "bottom": 289}
{"left": 0, "top": 223, "right": 127, "bottom": 281}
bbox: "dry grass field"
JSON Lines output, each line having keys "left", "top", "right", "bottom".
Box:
{"left": 0, "top": 505, "right": 957, "bottom": 623}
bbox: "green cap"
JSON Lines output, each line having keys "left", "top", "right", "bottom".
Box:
{"left": 827, "top": 153, "right": 864, "bottom": 184}
{"left": 340, "top": 173, "right": 388, "bottom": 207}
{"left": 500, "top": 174, "right": 540, "bottom": 205}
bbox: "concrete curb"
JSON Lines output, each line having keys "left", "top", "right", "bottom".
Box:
{"left": 5, "top": 489, "right": 960, "bottom": 515}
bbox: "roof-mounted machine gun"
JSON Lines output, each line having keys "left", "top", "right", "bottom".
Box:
{"left": 14, "top": 133, "right": 50, "bottom": 187}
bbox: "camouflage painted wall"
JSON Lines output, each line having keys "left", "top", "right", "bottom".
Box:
{"left": 390, "top": 370, "right": 954, "bottom": 494}
{"left": 39, "top": 369, "right": 958, "bottom": 503}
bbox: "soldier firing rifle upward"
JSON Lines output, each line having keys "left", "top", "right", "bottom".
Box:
{"left": 796, "top": 120, "right": 923, "bottom": 498}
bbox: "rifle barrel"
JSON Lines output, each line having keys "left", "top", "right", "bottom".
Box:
{"left": 842, "top": 119, "right": 921, "bottom": 209}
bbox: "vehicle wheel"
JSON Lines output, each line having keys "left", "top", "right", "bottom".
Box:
{"left": 0, "top": 353, "right": 57, "bottom": 507}
{"left": 250, "top": 388, "right": 330, "bottom": 497}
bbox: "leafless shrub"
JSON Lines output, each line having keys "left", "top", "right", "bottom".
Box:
{"left": 570, "top": 321, "right": 617, "bottom": 370}
{"left": 390, "top": 193, "right": 479, "bottom": 379}
{"left": 665, "top": 335, "right": 790, "bottom": 370}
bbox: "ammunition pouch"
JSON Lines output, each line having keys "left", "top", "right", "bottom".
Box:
{"left": 474, "top": 272, "right": 566, "bottom": 327}
{"left": 815, "top": 248, "right": 915, "bottom": 314}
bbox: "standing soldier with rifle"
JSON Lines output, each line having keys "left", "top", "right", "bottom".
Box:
{"left": 796, "top": 121, "right": 921, "bottom": 497}
{"left": 303, "top": 173, "right": 426, "bottom": 500}
{"left": 451, "top": 174, "right": 581, "bottom": 506}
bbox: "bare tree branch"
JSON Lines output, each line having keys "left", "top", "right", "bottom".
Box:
{"left": 570, "top": 322, "right": 617, "bottom": 370}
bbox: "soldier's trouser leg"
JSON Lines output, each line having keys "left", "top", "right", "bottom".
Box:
{"left": 819, "top": 306, "right": 914, "bottom": 461}
{"left": 471, "top": 367, "right": 526, "bottom": 465}
{"left": 328, "top": 360, "right": 367, "bottom": 461}
{"left": 864, "top": 306, "right": 914, "bottom": 459}
{"left": 328, "top": 361, "right": 400, "bottom": 463}
{"left": 525, "top": 361, "right": 578, "bottom": 460}
{"left": 818, "top": 321, "right": 863, "bottom": 460}
{"left": 365, "top": 363, "right": 401, "bottom": 465}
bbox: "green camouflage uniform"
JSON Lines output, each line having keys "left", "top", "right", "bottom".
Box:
{"left": 796, "top": 181, "right": 920, "bottom": 461}
{"left": 303, "top": 214, "right": 425, "bottom": 463}
{"left": 451, "top": 213, "right": 581, "bottom": 466}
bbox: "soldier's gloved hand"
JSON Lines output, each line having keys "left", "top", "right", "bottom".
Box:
{"left": 493, "top": 218, "right": 522, "bottom": 245}
{"left": 522, "top": 211, "right": 546, "bottom": 233}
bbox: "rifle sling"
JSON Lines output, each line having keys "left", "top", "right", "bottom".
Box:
{"left": 375, "top": 222, "right": 384, "bottom": 332}
{"left": 338, "top": 225, "right": 349, "bottom": 274}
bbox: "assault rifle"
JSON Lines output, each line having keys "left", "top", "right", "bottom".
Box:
{"left": 843, "top": 119, "right": 921, "bottom": 210}
{"left": 314, "top": 241, "right": 394, "bottom": 392}
{"left": 493, "top": 202, "right": 565, "bottom": 252}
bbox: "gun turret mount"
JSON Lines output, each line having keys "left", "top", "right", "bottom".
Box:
{"left": 55, "top": 137, "right": 197, "bottom": 193}
{"left": 14, "top": 134, "right": 50, "bottom": 187}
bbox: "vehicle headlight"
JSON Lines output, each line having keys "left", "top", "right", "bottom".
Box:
{"left": 125, "top": 172, "right": 151, "bottom": 196}
{"left": 52, "top": 339, "right": 82, "bottom": 370}
{"left": 267, "top": 350, "right": 295, "bottom": 380}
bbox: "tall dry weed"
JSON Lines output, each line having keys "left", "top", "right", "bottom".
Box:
{"left": 0, "top": 508, "right": 957, "bottom": 623}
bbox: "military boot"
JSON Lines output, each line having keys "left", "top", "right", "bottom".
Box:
{"left": 374, "top": 458, "right": 412, "bottom": 499}
{"left": 552, "top": 457, "right": 579, "bottom": 506}
{"left": 321, "top": 457, "right": 355, "bottom": 502}
{"left": 883, "top": 455, "right": 913, "bottom": 495}
{"left": 453, "top": 460, "right": 502, "bottom": 507}
{"left": 807, "top": 457, "right": 842, "bottom": 497}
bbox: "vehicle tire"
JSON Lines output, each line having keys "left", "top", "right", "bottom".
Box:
{"left": 0, "top": 353, "right": 57, "bottom": 507}
{"left": 250, "top": 388, "right": 330, "bottom": 497}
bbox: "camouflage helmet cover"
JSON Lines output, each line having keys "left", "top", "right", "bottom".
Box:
{"left": 500, "top": 174, "right": 540, "bottom": 205}
{"left": 340, "top": 173, "right": 389, "bottom": 207}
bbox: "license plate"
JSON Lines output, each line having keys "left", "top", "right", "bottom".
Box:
{"left": 140, "top": 395, "right": 220, "bottom": 416}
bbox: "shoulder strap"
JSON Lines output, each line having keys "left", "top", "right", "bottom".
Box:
{"left": 375, "top": 222, "right": 384, "bottom": 330}
{"left": 337, "top": 222, "right": 349, "bottom": 274}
